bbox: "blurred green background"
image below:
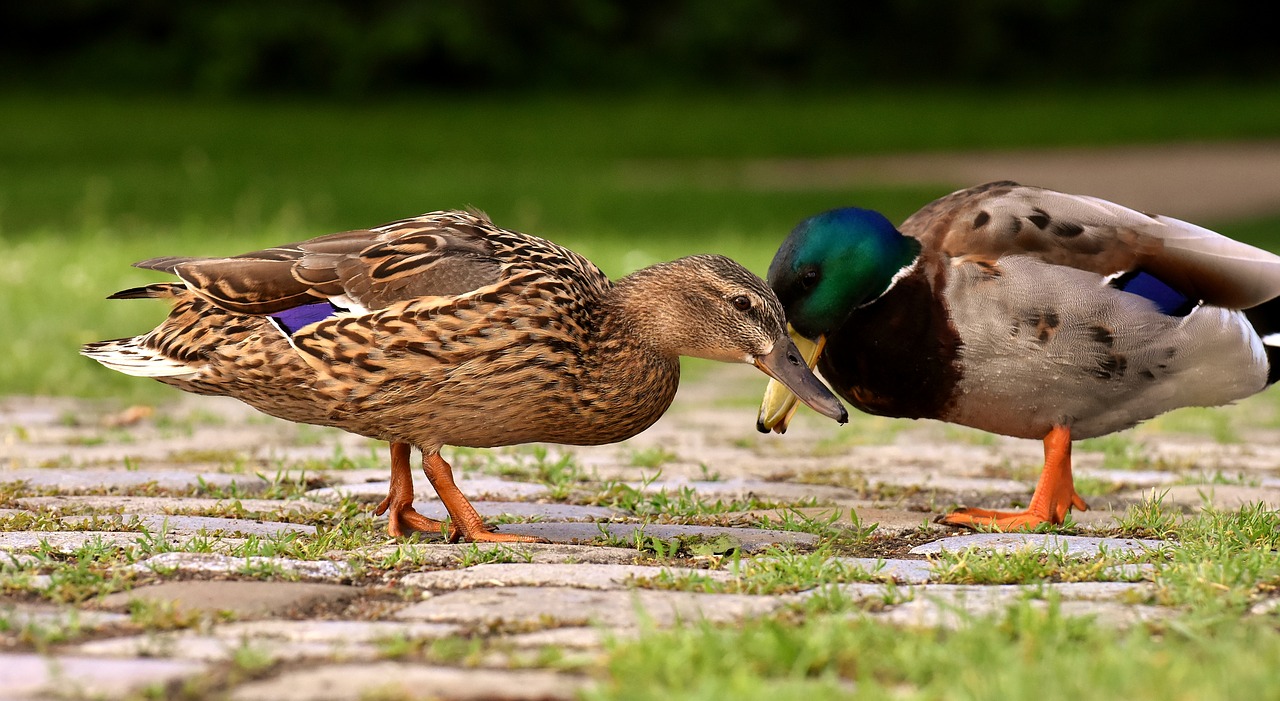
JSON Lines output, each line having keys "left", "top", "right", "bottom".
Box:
{"left": 2, "top": 2, "right": 1279, "bottom": 399}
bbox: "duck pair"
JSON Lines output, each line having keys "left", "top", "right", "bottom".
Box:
{"left": 84, "top": 182, "right": 1280, "bottom": 538}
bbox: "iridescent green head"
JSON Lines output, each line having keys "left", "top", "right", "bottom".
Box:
{"left": 767, "top": 208, "right": 921, "bottom": 338}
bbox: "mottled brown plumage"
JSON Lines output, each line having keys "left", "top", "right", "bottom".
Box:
{"left": 84, "top": 210, "right": 846, "bottom": 541}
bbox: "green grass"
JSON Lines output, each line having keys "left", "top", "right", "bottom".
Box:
{"left": 588, "top": 605, "right": 1280, "bottom": 701}
{"left": 588, "top": 503, "right": 1280, "bottom": 701}
{"left": 4, "top": 87, "right": 1280, "bottom": 399}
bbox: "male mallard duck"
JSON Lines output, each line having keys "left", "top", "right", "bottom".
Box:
{"left": 759, "top": 181, "right": 1280, "bottom": 529}
{"left": 83, "top": 211, "right": 847, "bottom": 542}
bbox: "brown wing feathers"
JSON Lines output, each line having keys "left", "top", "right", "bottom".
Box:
{"left": 117, "top": 213, "right": 508, "bottom": 317}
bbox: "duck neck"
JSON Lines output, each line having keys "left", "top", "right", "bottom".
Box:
{"left": 567, "top": 274, "right": 682, "bottom": 439}
{"left": 595, "top": 272, "right": 686, "bottom": 371}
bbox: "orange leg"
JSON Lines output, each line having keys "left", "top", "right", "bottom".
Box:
{"left": 374, "top": 442, "right": 445, "bottom": 538}
{"left": 940, "top": 425, "right": 1089, "bottom": 530}
{"left": 422, "top": 452, "right": 546, "bottom": 543}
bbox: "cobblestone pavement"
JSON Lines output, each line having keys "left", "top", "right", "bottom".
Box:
{"left": 3, "top": 358, "right": 1279, "bottom": 699}
{"left": 5, "top": 146, "right": 1280, "bottom": 699}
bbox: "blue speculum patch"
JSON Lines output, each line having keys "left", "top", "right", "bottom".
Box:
{"left": 1113, "top": 270, "right": 1195, "bottom": 316}
{"left": 271, "top": 301, "right": 340, "bottom": 334}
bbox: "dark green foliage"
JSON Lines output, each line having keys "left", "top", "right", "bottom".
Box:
{"left": 2, "top": 1, "right": 1277, "bottom": 95}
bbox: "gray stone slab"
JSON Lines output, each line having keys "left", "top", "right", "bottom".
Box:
{"left": 624, "top": 478, "right": 864, "bottom": 504}
{"left": 494, "top": 521, "right": 818, "bottom": 553}
{"left": 1138, "top": 484, "right": 1280, "bottom": 511}
{"left": 834, "top": 580, "right": 1155, "bottom": 608}
{"left": 1, "top": 552, "right": 41, "bottom": 571}
{"left": 98, "top": 580, "right": 360, "bottom": 618}
{"left": 0, "top": 530, "right": 247, "bottom": 554}
{"left": 1249, "top": 598, "right": 1280, "bottom": 616}
{"left": 909, "top": 533, "right": 1166, "bottom": 558}
{"left": 228, "top": 662, "right": 585, "bottom": 701}
{"left": 0, "top": 468, "right": 258, "bottom": 493}
{"left": 1073, "top": 469, "right": 1181, "bottom": 487}
{"left": 132, "top": 552, "right": 353, "bottom": 582}
{"left": 0, "top": 654, "right": 205, "bottom": 699}
{"left": 1103, "top": 563, "right": 1158, "bottom": 580}
{"left": 397, "top": 585, "right": 790, "bottom": 628}
{"left": 360, "top": 542, "right": 646, "bottom": 567}
{"left": 835, "top": 558, "right": 938, "bottom": 584}
{"left": 500, "top": 626, "right": 619, "bottom": 650}
{"left": 74, "top": 620, "right": 461, "bottom": 663}
{"left": 17, "top": 495, "right": 329, "bottom": 516}
{"left": 410, "top": 500, "right": 620, "bottom": 521}
{"left": 864, "top": 473, "right": 1031, "bottom": 495}
{"left": 0, "top": 604, "right": 132, "bottom": 631}
{"left": 402, "top": 563, "right": 735, "bottom": 591}
{"left": 737, "top": 505, "right": 943, "bottom": 537}
{"left": 306, "top": 478, "right": 550, "bottom": 503}
{"left": 77, "top": 514, "right": 318, "bottom": 537}
{"left": 215, "top": 619, "right": 462, "bottom": 645}
{"left": 875, "top": 596, "right": 1172, "bottom": 629}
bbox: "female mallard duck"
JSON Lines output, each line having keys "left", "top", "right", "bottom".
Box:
{"left": 84, "top": 210, "right": 847, "bottom": 542}
{"left": 759, "top": 181, "right": 1280, "bottom": 530}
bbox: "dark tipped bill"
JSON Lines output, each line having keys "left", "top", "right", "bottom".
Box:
{"left": 752, "top": 332, "right": 846, "bottom": 433}
{"left": 757, "top": 329, "right": 832, "bottom": 433}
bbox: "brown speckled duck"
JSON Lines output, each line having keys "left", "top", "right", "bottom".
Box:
{"left": 759, "top": 181, "right": 1280, "bottom": 530}
{"left": 84, "top": 211, "right": 847, "bottom": 542}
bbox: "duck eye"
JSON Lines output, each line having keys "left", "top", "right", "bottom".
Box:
{"left": 731, "top": 295, "right": 752, "bottom": 311}
{"left": 800, "top": 268, "right": 820, "bottom": 289}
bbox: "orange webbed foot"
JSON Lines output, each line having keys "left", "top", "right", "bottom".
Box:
{"left": 377, "top": 441, "right": 445, "bottom": 539}
{"left": 939, "top": 425, "right": 1088, "bottom": 532}
{"left": 422, "top": 452, "right": 548, "bottom": 544}
{"left": 374, "top": 496, "right": 445, "bottom": 538}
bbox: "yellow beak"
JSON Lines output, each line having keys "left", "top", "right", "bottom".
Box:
{"left": 756, "top": 327, "right": 827, "bottom": 434}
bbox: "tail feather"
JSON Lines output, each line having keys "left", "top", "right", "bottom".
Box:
{"left": 1245, "top": 297, "right": 1280, "bottom": 385}
{"left": 133, "top": 257, "right": 200, "bottom": 273}
{"left": 81, "top": 339, "right": 199, "bottom": 378}
{"left": 107, "top": 282, "right": 184, "bottom": 300}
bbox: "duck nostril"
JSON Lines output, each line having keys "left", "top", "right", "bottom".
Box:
{"left": 787, "top": 353, "right": 800, "bottom": 365}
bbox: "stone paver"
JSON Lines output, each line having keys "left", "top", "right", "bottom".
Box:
{"left": 17, "top": 494, "right": 329, "bottom": 515}
{"left": 1, "top": 552, "right": 40, "bottom": 570}
{"left": 0, "top": 468, "right": 262, "bottom": 493}
{"left": 624, "top": 478, "right": 865, "bottom": 505}
{"left": 909, "top": 533, "right": 1166, "bottom": 558}
{"left": 228, "top": 662, "right": 586, "bottom": 701}
{"left": 61, "top": 513, "right": 316, "bottom": 537}
{"left": 736, "top": 505, "right": 944, "bottom": 536}
{"left": 493, "top": 521, "right": 817, "bottom": 552}
{"left": 132, "top": 552, "right": 354, "bottom": 582}
{"left": 398, "top": 586, "right": 791, "bottom": 628}
{"left": 402, "top": 562, "right": 736, "bottom": 591}
{"left": 306, "top": 478, "right": 550, "bottom": 503}
{"left": 73, "top": 620, "right": 461, "bottom": 663}
{"left": 0, "top": 530, "right": 247, "bottom": 554}
{"left": 1, "top": 603, "right": 132, "bottom": 630}
{"left": 0, "top": 654, "right": 206, "bottom": 699}
{"left": 1142, "top": 484, "right": 1280, "bottom": 511}
{"left": 411, "top": 500, "right": 621, "bottom": 521}
{"left": 835, "top": 557, "right": 938, "bottom": 584}
{"left": 830, "top": 580, "right": 1160, "bottom": 629}
{"left": 98, "top": 580, "right": 360, "bottom": 618}
{"left": 360, "top": 542, "right": 647, "bottom": 566}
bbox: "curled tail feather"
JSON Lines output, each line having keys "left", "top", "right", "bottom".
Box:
{"left": 80, "top": 339, "right": 200, "bottom": 378}
{"left": 106, "top": 282, "right": 184, "bottom": 300}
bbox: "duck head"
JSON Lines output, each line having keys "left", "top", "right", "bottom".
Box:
{"left": 757, "top": 208, "right": 921, "bottom": 433}
{"left": 615, "top": 254, "right": 848, "bottom": 425}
